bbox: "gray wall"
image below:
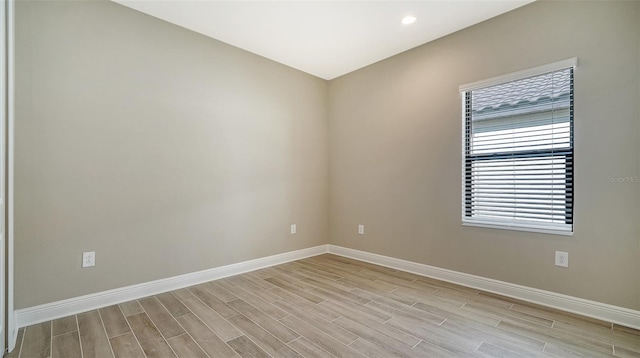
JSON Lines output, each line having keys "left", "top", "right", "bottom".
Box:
{"left": 329, "top": 1, "right": 640, "bottom": 310}
{"left": 15, "top": 0, "right": 329, "bottom": 308}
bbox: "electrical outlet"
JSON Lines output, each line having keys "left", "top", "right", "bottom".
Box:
{"left": 291, "top": 224, "right": 297, "bottom": 234}
{"left": 555, "top": 251, "right": 568, "bottom": 267}
{"left": 358, "top": 225, "right": 365, "bottom": 235}
{"left": 82, "top": 251, "right": 95, "bottom": 268}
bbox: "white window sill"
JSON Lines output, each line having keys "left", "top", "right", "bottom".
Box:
{"left": 462, "top": 220, "right": 574, "bottom": 236}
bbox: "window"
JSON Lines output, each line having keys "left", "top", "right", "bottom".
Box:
{"left": 461, "top": 59, "right": 576, "bottom": 235}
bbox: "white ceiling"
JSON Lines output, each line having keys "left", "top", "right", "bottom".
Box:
{"left": 112, "top": 0, "right": 533, "bottom": 80}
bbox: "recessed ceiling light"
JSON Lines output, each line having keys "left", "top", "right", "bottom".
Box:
{"left": 402, "top": 15, "right": 417, "bottom": 25}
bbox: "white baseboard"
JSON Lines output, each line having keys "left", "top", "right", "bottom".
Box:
{"left": 15, "top": 245, "right": 329, "bottom": 329}
{"left": 15, "top": 244, "right": 640, "bottom": 334}
{"left": 328, "top": 245, "right": 640, "bottom": 330}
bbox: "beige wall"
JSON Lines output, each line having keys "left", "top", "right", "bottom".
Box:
{"left": 329, "top": 1, "right": 640, "bottom": 310}
{"left": 15, "top": 0, "right": 329, "bottom": 308}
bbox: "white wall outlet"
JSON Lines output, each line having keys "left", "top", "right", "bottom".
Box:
{"left": 290, "top": 224, "right": 297, "bottom": 234}
{"left": 82, "top": 251, "right": 95, "bottom": 268}
{"left": 358, "top": 224, "right": 365, "bottom": 235}
{"left": 555, "top": 251, "right": 569, "bottom": 267}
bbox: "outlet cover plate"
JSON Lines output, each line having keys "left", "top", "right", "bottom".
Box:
{"left": 82, "top": 251, "right": 95, "bottom": 268}
{"left": 555, "top": 251, "right": 568, "bottom": 267}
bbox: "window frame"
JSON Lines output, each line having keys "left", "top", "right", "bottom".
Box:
{"left": 460, "top": 58, "right": 577, "bottom": 236}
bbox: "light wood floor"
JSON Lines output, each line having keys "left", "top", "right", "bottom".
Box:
{"left": 7, "top": 254, "right": 640, "bottom": 358}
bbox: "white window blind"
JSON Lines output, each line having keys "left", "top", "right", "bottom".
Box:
{"left": 462, "top": 62, "right": 574, "bottom": 234}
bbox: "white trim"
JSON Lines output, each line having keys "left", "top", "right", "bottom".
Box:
{"left": 0, "top": 0, "right": 5, "bottom": 351}
{"left": 4, "top": 0, "right": 15, "bottom": 353}
{"left": 15, "top": 243, "right": 640, "bottom": 332}
{"left": 462, "top": 220, "right": 574, "bottom": 236}
{"left": 15, "top": 245, "right": 328, "bottom": 328}
{"left": 459, "top": 57, "right": 578, "bottom": 92}
{"left": 327, "top": 245, "right": 640, "bottom": 330}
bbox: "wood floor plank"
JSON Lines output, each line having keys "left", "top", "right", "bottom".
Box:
{"left": 511, "top": 302, "right": 612, "bottom": 329}
{"left": 269, "top": 286, "right": 340, "bottom": 321}
{"left": 156, "top": 292, "right": 191, "bottom": 318}
{"left": 443, "top": 316, "right": 546, "bottom": 354}
{"left": 393, "top": 286, "right": 466, "bottom": 308}
{"left": 264, "top": 276, "right": 325, "bottom": 304}
{"left": 413, "top": 300, "right": 501, "bottom": 327}
{"left": 228, "top": 314, "right": 302, "bottom": 358}
{"left": 288, "top": 261, "right": 345, "bottom": 281}
{"left": 227, "top": 299, "right": 299, "bottom": 343}
{"left": 139, "top": 296, "right": 185, "bottom": 339}
{"left": 497, "top": 321, "right": 615, "bottom": 357}
{"left": 544, "top": 343, "right": 597, "bottom": 357}
{"left": 348, "top": 336, "right": 407, "bottom": 358}
{"left": 307, "top": 280, "right": 371, "bottom": 305}
{"left": 241, "top": 272, "right": 279, "bottom": 290}
{"left": 462, "top": 301, "right": 554, "bottom": 328}
{"left": 338, "top": 264, "right": 419, "bottom": 287}
{"left": 396, "top": 297, "right": 543, "bottom": 356}
{"left": 614, "top": 325, "right": 640, "bottom": 337}
{"left": 412, "top": 340, "right": 461, "bottom": 358}
{"left": 181, "top": 296, "right": 242, "bottom": 342}
{"left": 365, "top": 299, "right": 445, "bottom": 327}
{"left": 172, "top": 288, "right": 197, "bottom": 302}
{"left": 288, "top": 337, "right": 334, "bottom": 358}
{"left": 310, "top": 256, "right": 366, "bottom": 274}
{"left": 52, "top": 315, "right": 77, "bottom": 336}
{"left": 78, "top": 310, "right": 114, "bottom": 358}
{"left": 110, "top": 332, "right": 146, "bottom": 358}
{"left": 226, "top": 276, "right": 283, "bottom": 303}
{"left": 263, "top": 267, "right": 317, "bottom": 289}
{"left": 126, "top": 312, "right": 177, "bottom": 358}
{"left": 219, "top": 279, "right": 290, "bottom": 320}
{"left": 384, "top": 279, "right": 444, "bottom": 302}
{"left": 434, "top": 286, "right": 514, "bottom": 309}
{"left": 203, "top": 281, "right": 240, "bottom": 302}
{"left": 477, "top": 341, "right": 526, "bottom": 358}
{"left": 272, "top": 297, "right": 359, "bottom": 345}
{"left": 99, "top": 305, "right": 131, "bottom": 338}
{"left": 339, "top": 274, "right": 399, "bottom": 293}
{"left": 250, "top": 267, "right": 277, "bottom": 279}
{"left": 296, "top": 259, "right": 359, "bottom": 280}
{"left": 614, "top": 345, "right": 640, "bottom": 358}
{"left": 332, "top": 315, "right": 420, "bottom": 357}
{"left": 279, "top": 315, "right": 366, "bottom": 358}
{"left": 189, "top": 285, "right": 240, "bottom": 319}
{"left": 51, "top": 330, "right": 82, "bottom": 358}
{"left": 227, "top": 335, "right": 270, "bottom": 358}
{"left": 321, "top": 300, "right": 421, "bottom": 347}
{"left": 417, "top": 276, "right": 483, "bottom": 294}
{"left": 553, "top": 319, "right": 640, "bottom": 353}
{"left": 338, "top": 277, "right": 416, "bottom": 306}
{"left": 323, "top": 263, "right": 394, "bottom": 285}
{"left": 385, "top": 316, "right": 484, "bottom": 356}
{"left": 298, "top": 270, "right": 362, "bottom": 293}
{"left": 175, "top": 313, "right": 239, "bottom": 358}
{"left": 319, "top": 296, "right": 392, "bottom": 324}
{"left": 167, "top": 333, "right": 209, "bottom": 358}
{"left": 20, "top": 321, "right": 51, "bottom": 358}
{"left": 119, "top": 300, "right": 144, "bottom": 317}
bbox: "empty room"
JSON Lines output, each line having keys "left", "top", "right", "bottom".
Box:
{"left": 0, "top": 0, "right": 639, "bottom": 357}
